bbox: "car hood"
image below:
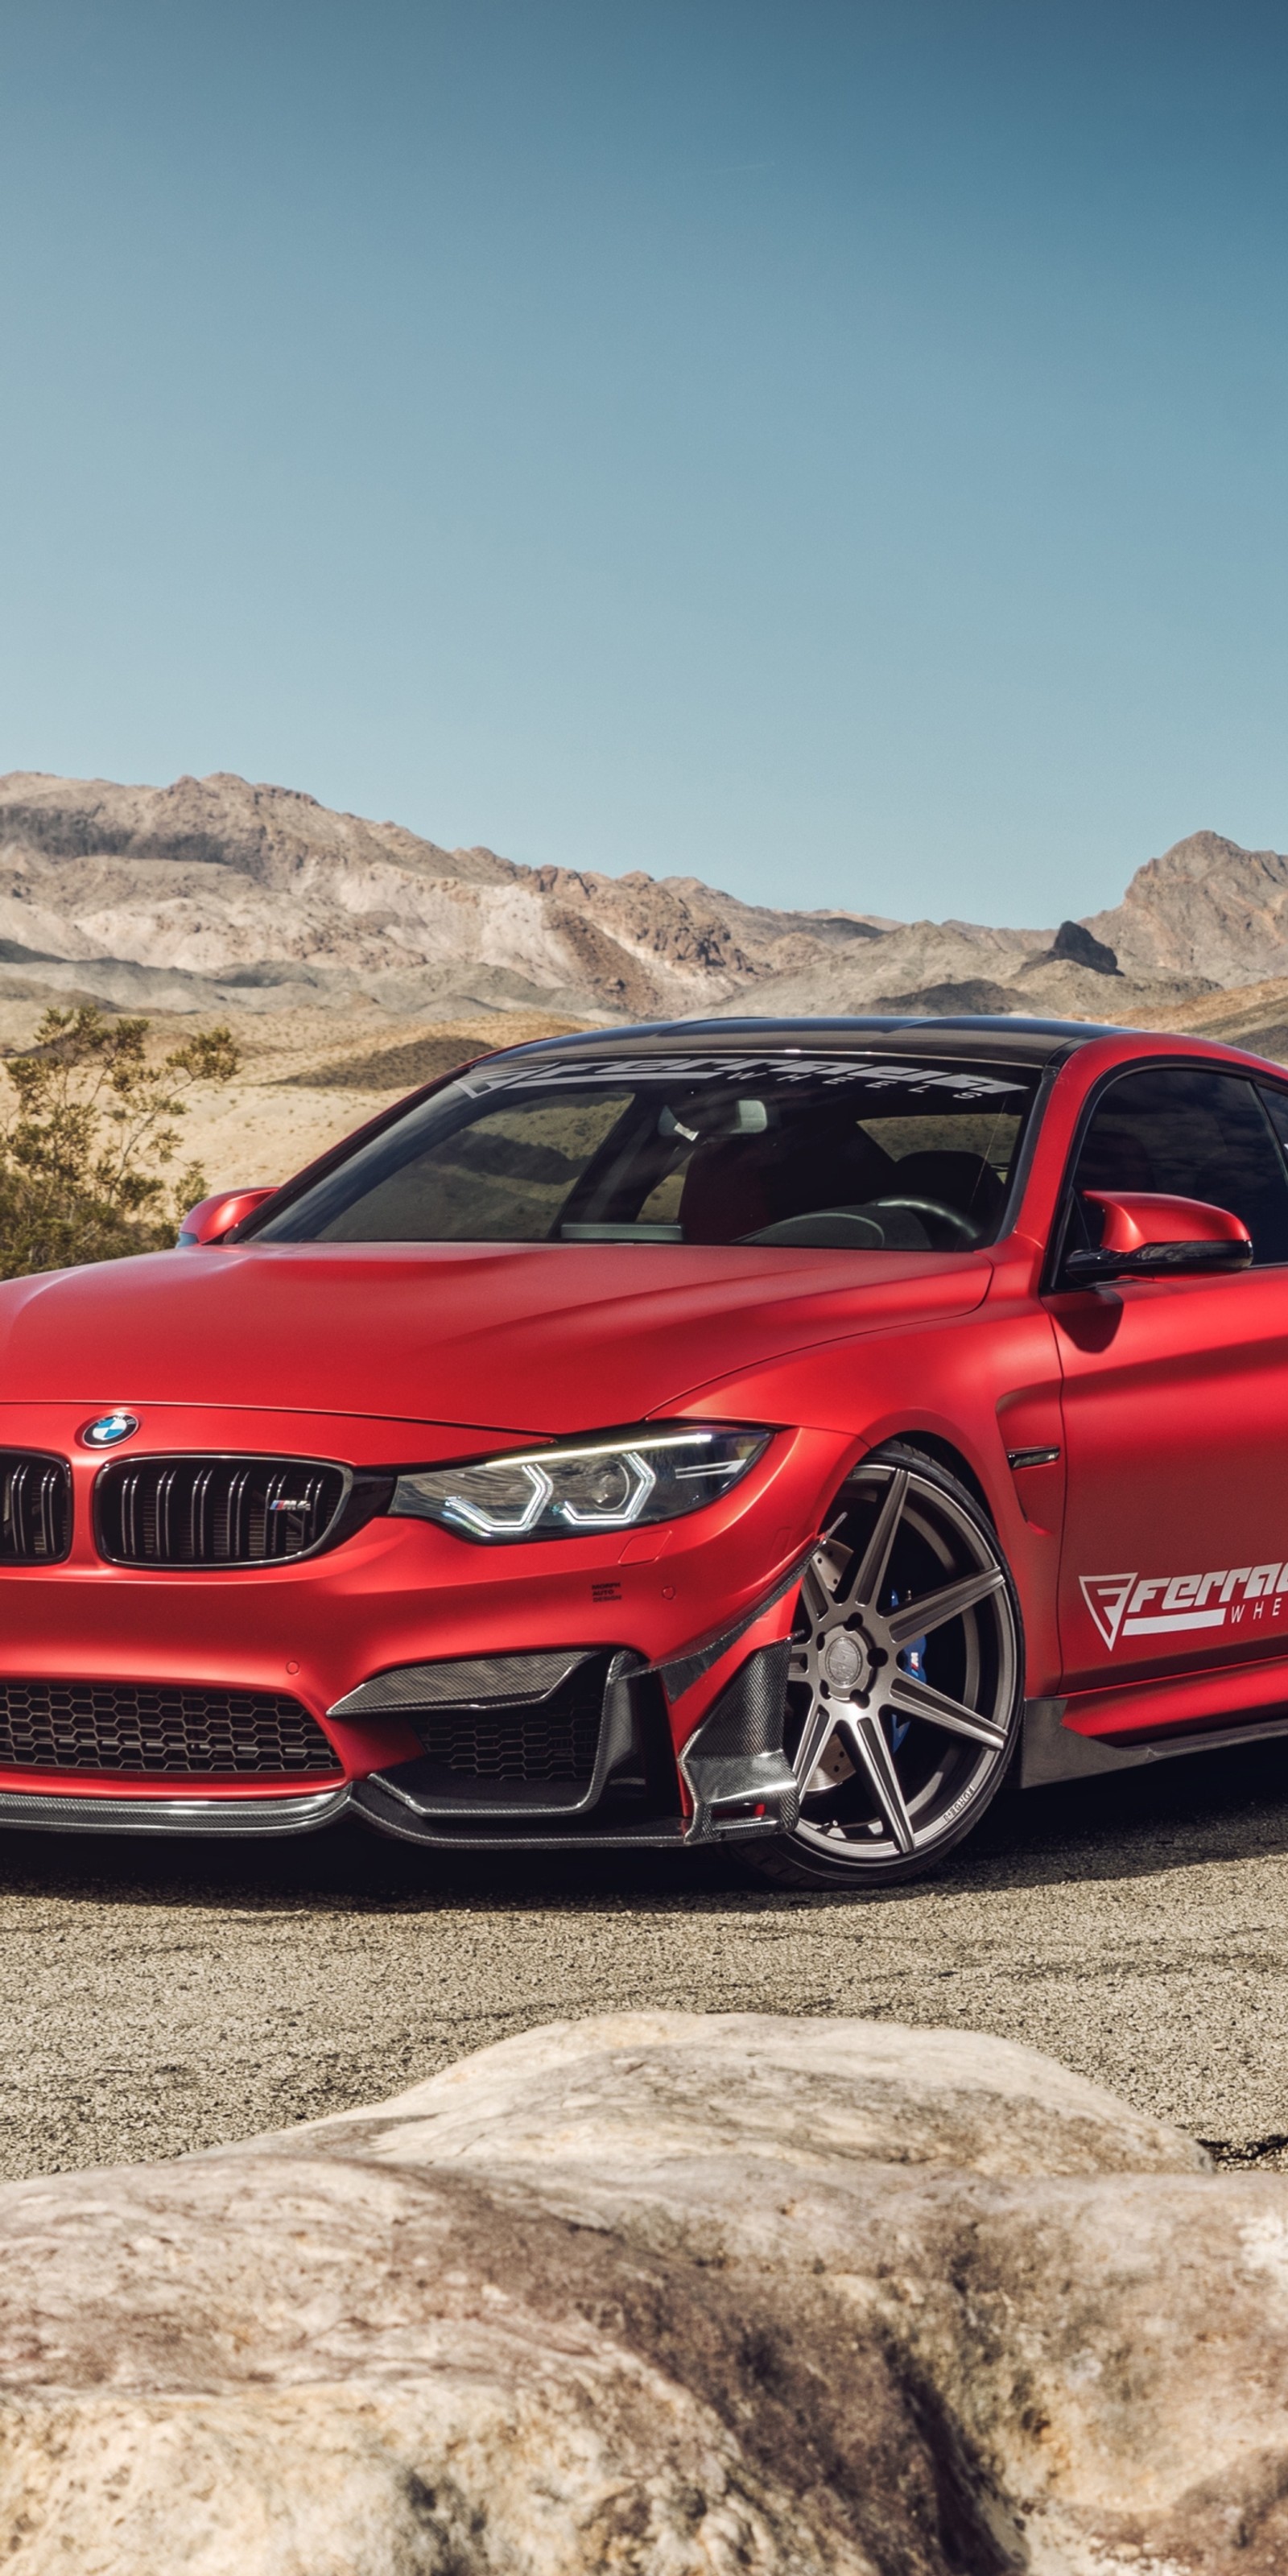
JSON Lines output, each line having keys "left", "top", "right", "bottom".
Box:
{"left": 0, "top": 1242, "right": 992, "bottom": 1435}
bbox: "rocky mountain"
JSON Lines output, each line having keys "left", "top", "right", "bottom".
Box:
{"left": 1084, "top": 830, "right": 1288, "bottom": 985}
{"left": 0, "top": 771, "right": 891, "bottom": 1021}
{"left": 0, "top": 771, "right": 1278, "bottom": 1026}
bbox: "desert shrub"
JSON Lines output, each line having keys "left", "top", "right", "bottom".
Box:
{"left": 0, "top": 1008, "right": 241, "bottom": 1278}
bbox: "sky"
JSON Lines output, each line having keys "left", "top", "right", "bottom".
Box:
{"left": 0, "top": 1, "right": 1286, "bottom": 926}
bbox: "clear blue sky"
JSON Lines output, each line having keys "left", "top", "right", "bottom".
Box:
{"left": 1, "top": 1, "right": 1286, "bottom": 925}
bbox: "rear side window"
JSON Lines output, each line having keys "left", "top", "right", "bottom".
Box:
{"left": 1071, "top": 1065, "right": 1288, "bottom": 1265}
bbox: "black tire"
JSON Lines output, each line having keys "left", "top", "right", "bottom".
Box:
{"left": 743, "top": 1442, "right": 1024, "bottom": 1892}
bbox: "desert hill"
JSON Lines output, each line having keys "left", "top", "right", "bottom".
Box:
{"left": 0, "top": 770, "right": 890, "bottom": 1023}
{"left": 2, "top": 767, "right": 1274, "bottom": 1028}
{"left": 1084, "top": 831, "right": 1288, "bottom": 986}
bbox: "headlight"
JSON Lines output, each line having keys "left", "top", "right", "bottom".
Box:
{"left": 390, "top": 1424, "right": 772, "bottom": 1543}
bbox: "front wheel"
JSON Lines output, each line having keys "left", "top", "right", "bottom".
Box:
{"left": 744, "top": 1443, "right": 1024, "bottom": 1891}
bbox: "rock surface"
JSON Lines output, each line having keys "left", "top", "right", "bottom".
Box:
{"left": 1, "top": 772, "right": 1282, "bottom": 1024}
{"left": 0, "top": 2010, "right": 1283, "bottom": 2573}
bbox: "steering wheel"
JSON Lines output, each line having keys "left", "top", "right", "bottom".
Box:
{"left": 868, "top": 1195, "right": 985, "bottom": 1247}
{"left": 738, "top": 1195, "right": 985, "bottom": 1249}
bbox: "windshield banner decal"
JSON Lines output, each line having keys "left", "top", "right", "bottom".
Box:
{"left": 465, "top": 1054, "right": 1027, "bottom": 1100}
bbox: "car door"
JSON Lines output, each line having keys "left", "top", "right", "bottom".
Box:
{"left": 1048, "top": 1059, "right": 1288, "bottom": 1696}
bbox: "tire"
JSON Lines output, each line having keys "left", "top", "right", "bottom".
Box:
{"left": 743, "top": 1442, "right": 1024, "bottom": 1891}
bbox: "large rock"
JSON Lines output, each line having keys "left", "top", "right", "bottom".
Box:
{"left": 0, "top": 2012, "right": 1282, "bottom": 2572}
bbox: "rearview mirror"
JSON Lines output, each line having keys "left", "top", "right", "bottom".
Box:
{"left": 658, "top": 1099, "right": 769, "bottom": 1142}
{"left": 1064, "top": 1189, "right": 1253, "bottom": 1283}
{"left": 176, "top": 1187, "right": 278, "bottom": 1247}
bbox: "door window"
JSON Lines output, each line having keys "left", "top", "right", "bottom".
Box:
{"left": 1257, "top": 1084, "right": 1288, "bottom": 1169}
{"left": 1068, "top": 1065, "right": 1288, "bottom": 1266}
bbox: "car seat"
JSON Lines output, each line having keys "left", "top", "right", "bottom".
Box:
{"left": 678, "top": 1116, "right": 897, "bottom": 1245}
{"left": 676, "top": 1134, "right": 778, "bottom": 1242}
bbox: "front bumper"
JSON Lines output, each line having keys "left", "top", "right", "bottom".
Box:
{"left": 0, "top": 1406, "right": 849, "bottom": 1847}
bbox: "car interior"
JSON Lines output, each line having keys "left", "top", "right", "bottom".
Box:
{"left": 669, "top": 1111, "right": 1006, "bottom": 1248}
{"left": 263, "top": 1055, "right": 1038, "bottom": 1249}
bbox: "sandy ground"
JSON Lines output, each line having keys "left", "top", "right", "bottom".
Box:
{"left": 0, "top": 1002, "right": 591, "bottom": 1202}
{"left": 167, "top": 1006, "right": 592, "bottom": 1194}
{"left": 2, "top": 1736, "right": 1287, "bottom": 2184}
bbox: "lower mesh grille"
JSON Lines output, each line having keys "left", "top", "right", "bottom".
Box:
{"left": 0, "top": 1682, "right": 340, "bottom": 1776}
{"left": 411, "top": 1659, "right": 606, "bottom": 1783}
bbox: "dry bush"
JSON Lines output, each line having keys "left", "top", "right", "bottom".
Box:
{"left": 0, "top": 1008, "right": 241, "bottom": 1279}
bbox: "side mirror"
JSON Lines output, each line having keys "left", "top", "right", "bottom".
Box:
{"left": 1065, "top": 1189, "right": 1253, "bottom": 1284}
{"left": 176, "top": 1187, "right": 278, "bottom": 1248}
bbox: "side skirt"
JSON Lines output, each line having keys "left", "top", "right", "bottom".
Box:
{"left": 1021, "top": 1696, "right": 1288, "bottom": 1788}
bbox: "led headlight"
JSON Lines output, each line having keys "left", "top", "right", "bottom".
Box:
{"left": 390, "top": 1425, "right": 771, "bottom": 1543}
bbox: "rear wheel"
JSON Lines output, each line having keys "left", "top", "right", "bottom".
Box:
{"left": 744, "top": 1443, "right": 1023, "bottom": 1891}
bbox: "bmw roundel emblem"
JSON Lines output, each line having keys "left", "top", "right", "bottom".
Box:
{"left": 80, "top": 1412, "right": 140, "bottom": 1449}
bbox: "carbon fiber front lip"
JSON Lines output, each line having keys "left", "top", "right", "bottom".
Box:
{"left": 0, "top": 1785, "right": 352, "bottom": 1836}
{"left": 352, "top": 1776, "right": 688, "bottom": 1848}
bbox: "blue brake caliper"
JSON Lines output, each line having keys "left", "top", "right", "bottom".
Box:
{"left": 886, "top": 1586, "right": 923, "bottom": 1751}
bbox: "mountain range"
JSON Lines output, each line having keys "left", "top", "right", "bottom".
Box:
{"left": 1, "top": 771, "right": 1285, "bottom": 1035}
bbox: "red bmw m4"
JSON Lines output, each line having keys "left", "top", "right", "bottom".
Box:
{"left": 0, "top": 1011, "right": 1285, "bottom": 1889}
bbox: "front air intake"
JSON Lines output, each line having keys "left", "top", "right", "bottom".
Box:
{"left": 411, "top": 1662, "right": 608, "bottom": 1785}
{"left": 0, "top": 1682, "right": 339, "bottom": 1775}
{"left": 336, "top": 1649, "right": 638, "bottom": 1818}
{"left": 95, "top": 1455, "right": 352, "bottom": 1567}
{"left": 0, "top": 1453, "right": 72, "bottom": 1563}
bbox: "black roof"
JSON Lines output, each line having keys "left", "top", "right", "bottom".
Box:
{"left": 498, "top": 1013, "right": 1131, "bottom": 1071}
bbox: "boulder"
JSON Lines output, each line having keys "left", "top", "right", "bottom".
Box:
{"left": 0, "top": 2012, "right": 1281, "bottom": 2573}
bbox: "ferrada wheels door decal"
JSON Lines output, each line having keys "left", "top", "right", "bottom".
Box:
{"left": 1081, "top": 1564, "right": 1288, "bottom": 1649}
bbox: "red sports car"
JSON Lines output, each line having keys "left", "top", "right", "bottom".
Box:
{"left": 0, "top": 1012, "right": 1282, "bottom": 1888}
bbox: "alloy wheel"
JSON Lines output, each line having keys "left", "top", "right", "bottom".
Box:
{"left": 750, "top": 1446, "right": 1022, "bottom": 1888}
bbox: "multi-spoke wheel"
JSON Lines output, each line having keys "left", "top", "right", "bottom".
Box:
{"left": 745, "top": 1443, "right": 1023, "bottom": 1889}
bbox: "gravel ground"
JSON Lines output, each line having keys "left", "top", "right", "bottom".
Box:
{"left": 3, "top": 1740, "right": 1288, "bottom": 2182}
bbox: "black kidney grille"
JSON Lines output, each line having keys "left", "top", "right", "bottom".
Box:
{"left": 0, "top": 1453, "right": 71, "bottom": 1563}
{"left": 0, "top": 1682, "right": 339, "bottom": 1776}
{"left": 97, "top": 1457, "right": 349, "bottom": 1567}
{"left": 412, "top": 1658, "right": 605, "bottom": 1783}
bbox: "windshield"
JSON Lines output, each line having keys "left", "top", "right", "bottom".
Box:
{"left": 254, "top": 1050, "right": 1040, "bottom": 1252}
